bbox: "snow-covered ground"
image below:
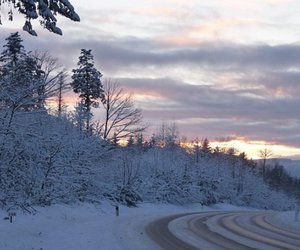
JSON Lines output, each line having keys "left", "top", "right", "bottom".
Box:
{"left": 270, "top": 210, "right": 300, "bottom": 232}
{"left": 0, "top": 202, "right": 299, "bottom": 250}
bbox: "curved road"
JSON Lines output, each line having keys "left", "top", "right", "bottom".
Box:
{"left": 146, "top": 211, "right": 300, "bottom": 250}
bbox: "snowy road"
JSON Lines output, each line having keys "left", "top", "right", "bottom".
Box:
{"left": 146, "top": 211, "right": 300, "bottom": 250}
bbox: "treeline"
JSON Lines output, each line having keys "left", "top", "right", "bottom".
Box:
{"left": 0, "top": 33, "right": 296, "bottom": 212}
{"left": 264, "top": 163, "right": 300, "bottom": 199}
{"left": 109, "top": 133, "right": 294, "bottom": 210}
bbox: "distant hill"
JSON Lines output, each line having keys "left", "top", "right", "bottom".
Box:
{"left": 273, "top": 159, "right": 300, "bottom": 178}
{"left": 254, "top": 158, "right": 300, "bottom": 178}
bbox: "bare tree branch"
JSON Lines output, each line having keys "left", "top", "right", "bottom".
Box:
{"left": 101, "top": 79, "right": 147, "bottom": 141}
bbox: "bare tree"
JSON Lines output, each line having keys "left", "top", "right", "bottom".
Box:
{"left": 193, "top": 138, "right": 201, "bottom": 164}
{"left": 56, "top": 73, "right": 69, "bottom": 116}
{"left": 259, "top": 148, "right": 273, "bottom": 178}
{"left": 101, "top": 80, "right": 146, "bottom": 141}
{"left": 33, "top": 51, "right": 68, "bottom": 97}
{"left": 155, "top": 122, "right": 179, "bottom": 147}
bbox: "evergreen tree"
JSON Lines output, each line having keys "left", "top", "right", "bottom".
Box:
{"left": 71, "top": 49, "right": 105, "bottom": 132}
{"left": 0, "top": 33, "right": 45, "bottom": 111}
{"left": 136, "top": 133, "right": 144, "bottom": 147}
{"left": 126, "top": 135, "right": 134, "bottom": 147}
{"left": 0, "top": 0, "right": 80, "bottom": 36}
{"left": 148, "top": 134, "right": 156, "bottom": 148}
{"left": 111, "top": 132, "right": 119, "bottom": 145}
{"left": 201, "top": 138, "right": 211, "bottom": 153}
{"left": 0, "top": 32, "right": 26, "bottom": 67}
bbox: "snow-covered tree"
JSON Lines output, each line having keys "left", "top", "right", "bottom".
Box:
{"left": 201, "top": 138, "right": 211, "bottom": 154}
{"left": 0, "top": 33, "right": 63, "bottom": 114}
{"left": 0, "top": 111, "right": 110, "bottom": 208}
{"left": 0, "top": 33, "right": 24, "bottom": 110}
{"left": 0, "top": 0, "right": 80, "bottom": 36}
{"left": 71, "top": 49, "right": 105, "bottom": 132}
{"left": 0, "top": 32, "right": 26, "bottom": 66}
{"left": 72, "top": 101, "right": 91, "bottom": 132}
{"left": 0, "top": 32, "right": 46, "bottom": 126}
{"left": 192, "top": 138, "right": 201, "bottom": 163}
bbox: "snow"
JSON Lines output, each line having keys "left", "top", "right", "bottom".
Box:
{"left": 269, "top": 210, "right": 300, "bottom": 232}
{"left": 0, "top": 201, "right": 202, "bottom": 250}
{"left": 0, "top": 202, "right": 299, "bottom": 250}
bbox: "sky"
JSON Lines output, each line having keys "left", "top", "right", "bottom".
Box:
{"left": 1, "top": 0, "right": 300, "bottom": 159}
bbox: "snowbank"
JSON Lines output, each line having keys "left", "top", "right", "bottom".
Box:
{"left": 0, "top": 201, "right": 206, "bottom": 250}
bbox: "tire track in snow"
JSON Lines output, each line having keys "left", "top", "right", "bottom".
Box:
{"left": 218, "top": 213, "right": 300, "bottom": 249}
{"left": 146, "top": 211, "right": 300, "bottom": 250}
{"left": 252, "top": 214, "right": 300, "bottom": 240}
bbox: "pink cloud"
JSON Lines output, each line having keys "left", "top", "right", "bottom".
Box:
{"left": 157, "top": 17, "right": 258, "bottom": 46}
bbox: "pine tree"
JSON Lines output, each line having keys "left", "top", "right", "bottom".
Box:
{"left": 111, "top": 132, "right": 119, "bottom": 145}
{"left": 0, "top": 33, "right": 29, "bottom": 108}
{"left": 0, "top": 33, "right": 46, "bottom": 111}
{"left": 136, "top": 133, "right": 144, "bottom": 147}
{"left": 148, "top": 134, "right": 156, "bottom": 148}
{"left": 71, "top": 49, "right": 104, "bottom": 132}
{"left": 126, "top": 135, "right": 134, "bottom": 147}
{"left": 0, "top": 0, "right": 80, "bottom": 36}
{"left": 0, "top": 32, "right": 26, "bottom": 67}
{"left": 201, "top": 138, "right": 211, "bottom": 153}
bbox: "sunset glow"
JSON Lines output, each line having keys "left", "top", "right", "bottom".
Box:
{"left": 210, "top": 139, "right": 300, "bottom": 160}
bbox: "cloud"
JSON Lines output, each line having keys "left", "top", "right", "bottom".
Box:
{"left": 1, "top": 17, "right": 300, "bottom": 149}
{"left": 103, "top": 76, "right": 300, "bottom": 146}
{"left": 157, "top": 17, "right": 259, "bottom": 46}
{"left": 76, "top": 38, "right": 300, "bottom": 74}
{"left": 132, "top": 7, "right": 180, "bottom": 17}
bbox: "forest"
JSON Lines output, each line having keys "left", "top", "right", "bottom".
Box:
{"left": 0, "top": 32, "right": 298, "bottom": 213}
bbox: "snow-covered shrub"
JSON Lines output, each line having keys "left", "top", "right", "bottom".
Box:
{"left": 0, "top": 111, "right": 109, "bottom": 209}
